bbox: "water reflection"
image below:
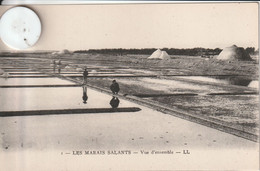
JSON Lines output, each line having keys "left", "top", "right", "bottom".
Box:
{"left": 82, "top": 85, "right": 88, "bottom": 104}
{"left": 110, "top": 96, "right": 120, "bottom": 108}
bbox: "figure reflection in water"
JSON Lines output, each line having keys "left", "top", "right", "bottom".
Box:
{"left": 82, "top": 85, "right": 88, "bottom": 104}
{"left": 110, "top": 96, "right": 120, "bottom": 108}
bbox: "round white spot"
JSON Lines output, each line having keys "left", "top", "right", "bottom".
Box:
{"left": 0, "top": 7, "right": 41, "bottom": 50}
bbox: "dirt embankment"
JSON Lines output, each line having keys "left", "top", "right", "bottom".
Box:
{"left": 1, "top": 52, "right": 258, "bottom": 79}
{"left": 64, "top": 54, "right": 259, "bottom": 79}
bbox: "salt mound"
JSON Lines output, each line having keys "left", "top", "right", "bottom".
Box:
{"left": 217, "top": 45, "right": 252, "bottom": 61}
{"left": 148, "top": 49, "right": 170, "bottom": 60}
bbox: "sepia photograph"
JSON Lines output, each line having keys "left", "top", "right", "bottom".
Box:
{"left": 0, "top": 2, "right": 259, "bottom": 170}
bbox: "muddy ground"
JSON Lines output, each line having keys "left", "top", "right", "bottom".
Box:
{"left": 60, "top": 53, "right": 258, "bottom": 79}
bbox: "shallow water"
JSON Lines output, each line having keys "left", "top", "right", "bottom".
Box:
{"left": 117, "top": 68, "right": 156, "bottom": 74}
{"left": 0, "top": 78, "right": 74, "bottom": 86}
{"left": 0, "top": 87, "right": 133, "bottom": 111}
{"left": 119, "top": 77, "right": 226, "bottom": 94}
{"left": 9, "top": 74, "right": 49, "bottom": 77}
{"left": 64, "top": 73, "right": 134, "bottom": 76}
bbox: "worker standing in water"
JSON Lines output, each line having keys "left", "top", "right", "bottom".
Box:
{"left": 83, "top": 68, "right": 88, "bottom": 84}
{"left": 52, "top": 60, "right": 56, "bottom": 73}
{"left": 110, "top": 80, "right": 120, "bottom": 95}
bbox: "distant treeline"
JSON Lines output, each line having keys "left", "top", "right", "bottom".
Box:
{"left": 74, "top": 47, "right": 259, "bottom": 56}
{"left": 74, "top": 48, "right": 223, "bottom": 56}
{"left": 245, "top": 47, "right": 258, "bottom": 55}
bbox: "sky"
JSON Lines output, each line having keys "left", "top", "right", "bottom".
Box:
{"left": 0, "top": 2, "right": 258, "bottom": 51}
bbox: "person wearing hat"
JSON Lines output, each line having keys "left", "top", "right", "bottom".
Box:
{"left": 110, "top": 80, "right": 120, "bottom": 95}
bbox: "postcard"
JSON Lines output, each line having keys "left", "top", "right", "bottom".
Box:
{"left": 0, "top": 2, "right": 259, "bottom": 170}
